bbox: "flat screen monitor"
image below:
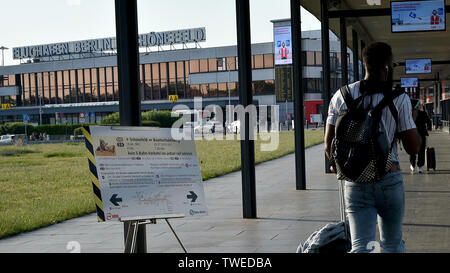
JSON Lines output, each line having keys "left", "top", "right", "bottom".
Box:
{"left": 391, "top": 0, "right": 446, "bottom": 32}
{"left": 401, "top": 77, "right": 419, "bottom": 87}
{"left": 274, "top": 26, "right": 293, "bottom": 65}
{"left": 405, "top": 58, "right": 432, "bottom": 74}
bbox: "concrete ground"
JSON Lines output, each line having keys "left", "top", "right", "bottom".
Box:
{"left": 0, "top": 131, "right": 448, "bottom": 253}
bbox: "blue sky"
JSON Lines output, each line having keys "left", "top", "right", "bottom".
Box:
{"left": 0, "top": 0, "right": 321, "bottom": 66}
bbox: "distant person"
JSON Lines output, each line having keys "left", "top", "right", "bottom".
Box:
{"left": 325, "top": 42, "right": 421, "bottom": 253}
{"left": 431, "top": 10, "right": 442, "bottom": 25}
{"left": 409, "top": 99, "right": 431, "bottom": 174}
{"left": 279, "top": 42, "right": 289, "bottom": 60}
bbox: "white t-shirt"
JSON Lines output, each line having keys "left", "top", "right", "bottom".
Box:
{"left": 326, "top": 81, "right": 416, "bottom": 163}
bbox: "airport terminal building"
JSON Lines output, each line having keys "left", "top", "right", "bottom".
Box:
{"left": 0, "top": 23, "right": 355, "bottom": 126}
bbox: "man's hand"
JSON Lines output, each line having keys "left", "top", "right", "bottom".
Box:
{"left": 324, "top": 124, "right": 335, "bottom": 160}
{"left": 330, "top": 164, "right": 336, "bottom": 173}
{"left": 325, "top": 123, "right": 337, "bottom": 174}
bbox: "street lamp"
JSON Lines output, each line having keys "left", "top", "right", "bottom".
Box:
{"left": 0, "top": 46, "right": 8, "bottom": 67}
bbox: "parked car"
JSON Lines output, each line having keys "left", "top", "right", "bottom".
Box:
{"left": 194, "top": 121, "right": 224, "bottom": 134}
{"left": 0, "top": 135, "right": 16, "bottom": 144}
{"left": 226, "top": 120, "right": 241, "bottom": 134}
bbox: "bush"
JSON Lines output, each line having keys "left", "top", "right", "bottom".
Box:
{"left": 73, "top": 127, "right": 84, "bottom": 136}
{"left": 0, "top": 123, "right": 97, "bottom": 136}
{"left": 101, "top": 111, "right": 180, "bottom": 128}
{"left": 0, "top": 122, "right": 34, "bottom": 135}
{"left": 100, "top": 112, "right": 120, "bottom": 125}
{"left": 142, "top": 110, "right": 180, "bottom": 128}
{"left": 142, "top": 120, "right": 161, "bottom": 127}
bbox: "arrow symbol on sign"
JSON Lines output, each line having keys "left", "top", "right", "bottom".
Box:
{"left": 187, "top": 191, "right": 198, "bottom": 202}
{"left": 110, "top": 194, "right": 123, "bottom": 206}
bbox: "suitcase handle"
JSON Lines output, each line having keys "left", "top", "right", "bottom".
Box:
{"left": 338, "top": 180, "right": 349, "bottom": 241}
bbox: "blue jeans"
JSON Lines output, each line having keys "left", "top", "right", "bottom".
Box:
{"left": 344, "top": 170, "right": 405, "bottom": 253}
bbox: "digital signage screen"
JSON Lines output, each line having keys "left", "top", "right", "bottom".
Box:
{"left": 391, "top": 0, "right": 446, "bottom": 32}
{"left": 274, "top": 26, "right": 293, "bottom": 65}
{"left": 401, "top": 77, "right": 419, "bottom": 87}
{"left": 405, "top": 58, "right": 432, "bottom": 74}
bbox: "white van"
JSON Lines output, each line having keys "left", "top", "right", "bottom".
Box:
{"left": 0, "top": 135, "right": 16, "bottom": 144}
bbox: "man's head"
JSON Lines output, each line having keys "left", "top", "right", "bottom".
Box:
{"left": 282, "top": 42, "right": 286, "bottom": 48}
{"left": 433, "top": 10, "right": 437, "bottom": 16}
{"left": 363, "top": 42, "right": 394, "bottom": 81}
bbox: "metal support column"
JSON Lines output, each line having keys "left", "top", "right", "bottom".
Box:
{"left": 75, "top": 69, "right": 79, "bottom": 103}
{"left": 47, "top": 72, "right": 52, "bottom": 104}
{"left": 82, "top": 69, "right": 86, "bottom": 102}
{"left": 15, "top": 74, "right": 22, "bottom": 106}
{"left": 141, "top": 64, "right": 146, "bottom": 100}
{"left": 104, "top": 67, "right": 108, "bottom": 101}
{"left": 68, "top": 70, "right": 72, "bottom": 103}
{"left": 61, "top": 71, "right": 65, "bottom": 104}
{"left": 291, "top": 0, "right": 306, "bottom": 190}
{"left": 111, "top": 67, "right": 116, "bottom": 101}
{"left": 321, "top": 0, "right": 332, "bottom": 174}
{"left": 34, "top": 73, "right": 39, "bottom": 106}
{"left": 96, "top": 68, "right": 101, "bottom": 102}
{"left": 235, "top": 0, "right": 256, "bottom": 219}
{"left": 340, "top": 17, "right": 348, "bottom": 86}
{"left": 352, "top": 29, "right": 359, "bottom": 82}
{"left": 114, "top": 0, "right": 144, "bottom": 253}
{"left": 55, "top": 72, "right": 59, "bottom": 104}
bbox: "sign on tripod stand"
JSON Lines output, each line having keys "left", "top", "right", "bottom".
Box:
{"left": 82, "top": 126, "right": 208, "bottom": 222}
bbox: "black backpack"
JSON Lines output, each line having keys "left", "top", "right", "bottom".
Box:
{"left": 330, "top": 83, "right": 404, "bottom": 183}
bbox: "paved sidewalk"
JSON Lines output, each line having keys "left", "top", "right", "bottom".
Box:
{"left": 0, "top": 131, "right": 448, "bottom": 253}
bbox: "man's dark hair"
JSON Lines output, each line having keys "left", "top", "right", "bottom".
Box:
{"left": 362, "top": 42, "right": 393, "bottom": 75}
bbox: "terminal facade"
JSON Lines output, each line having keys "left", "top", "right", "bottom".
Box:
{"left": 0, "top": 25, "right": 357, "bottom": 126}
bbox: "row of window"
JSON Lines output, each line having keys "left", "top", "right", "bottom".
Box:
{"left": 0, "top": 64, "right": 275, "bottom": 106}
{"left": 0, "top": 51, "right": 348, "bottom": 106}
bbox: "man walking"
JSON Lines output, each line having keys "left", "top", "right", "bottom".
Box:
{"left": 410, "top": 99, "right": 432, "bottom": 174}
{"left": 324, "top": 42, "right": 421, "bottom": 253}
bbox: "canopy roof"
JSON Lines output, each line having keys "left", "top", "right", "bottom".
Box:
{"left": 302, "top": 0, "right": 450, "bottom": 87}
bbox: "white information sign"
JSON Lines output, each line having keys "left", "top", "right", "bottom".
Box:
{"left": 89, "top": 126, "right": 207, "bottom": 221}
{"left": 310, "top": 114, "right": 323, "bottom": 124}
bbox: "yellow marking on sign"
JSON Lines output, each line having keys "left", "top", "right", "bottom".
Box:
{"left": 169, "top": 95, "right": 179, "bottom": 103}
{"left": 1, "top": 104, "right": 11, "bottom": 110}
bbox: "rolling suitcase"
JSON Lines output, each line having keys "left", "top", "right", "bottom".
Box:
{"left": 427, "top": 147, "right": 436, "bottom": 171}
{"left": 297, "top": 180, "right": 351, "bottom": 253}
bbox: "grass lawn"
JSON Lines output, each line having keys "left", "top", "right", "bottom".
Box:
{"left": 0, "top": 130, "right": 323, "bottom": 239}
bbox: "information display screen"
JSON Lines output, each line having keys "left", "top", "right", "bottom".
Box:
{"left": 406, "top": 58, "right": 432, "bottom": 74}
{"left": 391, "top": 0, "right": 446, "bottom": 32}
{"left": 401, "top": 77, "right": 419, "bottom": 87}
{"left": 275, "top": 67, "right": 293, "bottom": 102}
{"left": 274, "top": 26, "right": 293, "bottom": 65}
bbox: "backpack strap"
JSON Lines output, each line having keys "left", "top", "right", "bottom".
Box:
{"left": 372, "top": 88, "right": 404, "bottom": 117}
{"left": 371, "top": 88, "right": 404, "bottom": 151}
{"left": 340, "top": 85, "right": 355, "bottom": 111}
{"left": 340, "top": 84, "right": 364, "bottom": 112}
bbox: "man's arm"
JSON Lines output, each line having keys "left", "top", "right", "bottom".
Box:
{"left": 398, "top": 128, "right": 421, "bottom": 155}
{"left": 396, "top": 94, "right": 422, "bottom": 156}
{"left": 324, "top": 123, "right": 335, "bottom": 160}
